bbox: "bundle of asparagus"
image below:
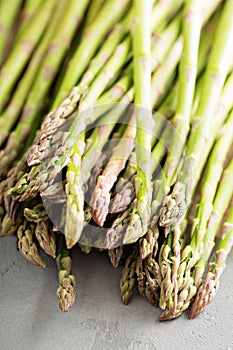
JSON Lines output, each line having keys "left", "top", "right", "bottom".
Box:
{"left": 1, "top": 0, "right": 232, "bottom": 319}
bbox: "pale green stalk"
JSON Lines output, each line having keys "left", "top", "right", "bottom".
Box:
{"left": 1, "top": 0, "right": 57, "bottom": 104}
{"left": 128, "top": 0, "right": 153, "bottom": 243}
{"left": 189, "top": 204, "right": 233, "bottom": 318}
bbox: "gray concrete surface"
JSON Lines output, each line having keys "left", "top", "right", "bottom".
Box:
{"left": 0, "top": 236, "right": 233, "bottom": 350}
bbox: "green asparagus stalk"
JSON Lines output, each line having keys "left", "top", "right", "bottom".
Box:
{"left": 0, "top": 146, "right": 29, "bottom": 224}
{"left": 17, "top": 220, "right": 45, "bottom": 268}
{"left": 158, "top": 4, "right": 222, "bottom": 229}
{"left": 194, "top": 157, "right": 233, "bottom": 287}
{"left": 8, "top": 164, "right": 40, "bottom": 202}
{"left": 56, "top": 236, "right": 76, "bottom": 312}
{"left": 139, "top": 253, "right": 161, "bottom": 307}
{"left": 0, "top": 0, "right": 89, "bottom": 180}
{"left": 189, "top": 204, "right": 233, "bottom": 319}
{"left": 24, "top": 203, "right": 48, "bottom": 223}
{"left": 90, "top": 114, "right": 136, "bottom": 227}
{"left": 27, "top": 0, "right": 183, "bottom": 168}
{"left": 53, "top": 0, "right": 130, "bottom": 106}
{"left": 159, "top": 0, "right": 202, "bottom": 200}
{"left": 1, "top": 212, "right": 23, "bottom": 237}
{"left": 65, "top": 133, "right": 85, "bottom": 249}
{"left": 23, "top": 13, "right": 179, "bottom": 205}
{"left": 125, "top": 0, "right": 153, "bottom": 244}
{"left": 106, "top": 111, "right": 174, "bottom": 248}
{"left": 0, "top": 0, "right": 22, "bottom": 63}
{"left": 109, "top": 152, "right": 137, "bottom": 215}
{"left": 81, "top": 103, "right": 130, "bottom": 182}
{"left": 89, "top": 16, "right": 182, "bottom": 225}
{"left": 14, "top": 0, "right": 43, "bottom": 43}
{"left": 60, "top": 35, "right": 134, "bottom": 247}
{"left": 159, "top": 0, "right": 233, "bottom": 228}
{"left": 54, "top": 0, "right": 185, "bottom": 106}
{"left": 34, "top": 36, "right": 132, "bottom": 193}
{"left": 123, "top": 122, "right": 174, "bottom": 244}
{"left": 35, "top": 219, "right": 56, "bottom": 258}
{"left": 187, "top": 111, "right": 233, "bottom": 268}
{"left": 108, "top": 88, "right": 180, "bottom": 246}
{"left": 151, "top": 37, "right": 183, "bottom": 108}
{"left": 0, "top": 0, "right": 68, "bottom": 147}
{"left": 157, "top": 71, "right": 233, "bottom": 318}
{"left": 175, "top": 95, "right": 233, "bottom": 287}
{"left": 108, "top": 246, "right": 124, "bottom": 269}
{"left": 113, "top": 47, "right": 208, "bottom": 249}
{"left": 120, "top": 245, "right": 138, "bottom": 304}
{"left": 159, "top": 224, "right": 188, "bottom": 316}
{"left": 85, "top": 0, "right": 106, "bottom": 27}
{"left": 105, "top": 205, "right": 133, "bottom": 249}
{"left": 159, "top": 110, "right": 233, "bottom": 320}
{"left": 1, "top": 0, "right": 57, "bottom": 106}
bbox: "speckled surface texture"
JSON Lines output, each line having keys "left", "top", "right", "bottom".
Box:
{"left": 0, "top": 236, "right": 233, "bottom": 350}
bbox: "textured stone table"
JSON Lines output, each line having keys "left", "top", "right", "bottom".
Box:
{"left": 1, "top": 236, "right": 233, "bottom": 350}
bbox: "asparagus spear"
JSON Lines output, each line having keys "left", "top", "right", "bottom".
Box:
{"left": 157, "top": 71, "right": 233, "bottom": 319}
{"left": 64, "top": 14, "right": 182, "bottom": 225}
{"left": 61, "top": 34, "right": 135, "bottom": 247}
{"left": 27, "top": 0, "right": 183, "bottom": 167}
{"left": 194, "top": 157, "right": 233, "bottom": 287}
{"left": 156, "top": 6, "right": 224, "bottom": 315}
{"left": 0, "top": 0, "right": 22, "bottom": 64}
{"left": 1, "top": 0, "right": 57, "bottom": 105}
{"left": 108, "top": 246, "right": 124, "bottom": 269}
{"left": 1, "top": 212, "right": 23, "bottom": 237}
{"left": 54, "top": 0, "right": 185, "bottom": 106}
{"left": 14, "top": 0, "right": 43, "bottom": 43}
{"left": 53, "top": 0, "right": 130, "bottom": 106}
{"left": 0, "top": 0, "right": 89, "bottom": 180}
{"left": 90, "top": 13, "right": 182, "bottom": 226}
{"left": 56, "top": 236, "right": 76, "bottom": 312}
{"left": 159, "top": 0, "right": 233, "bottom": 228}
{"left": 120, "top": 245, "right": 138, "bottom": 305}
{"left": 20, "top": 16, "right": 180, "bottom": 205}
{"left": 90, "top": 113, "right": 136, "bottom": 227}
{"left": 64, "top": 133, "right": 86, "bottom": 249}
{"left": 17, "top": 220, "right": 45, "bottom": 268}
{"left": 35, "top": 219, "right": 56, "bottom": 259}
{"left": 159, "top": 0, "right": 202, "bottom": 201}
{"left": 138, "top": 253, "right": 161, "bottom": 307}
{"left": 8, "top": 164, "right": 40, "bottom": 202}
{"left": 24, "top": 203, "right": 48, "bottom": 223}
{"left": 109, "top": 152, "right": 137, "bottom": 215}
{"left": 187, "top": 111, "right": 233, "bottom": 268}
{"left": 159, "top": 110, "right": 233, "bottom": 320}
{"left": 0, "top": 147, "right": 29, "bottom": 224}
{"left": 151, "top": 37, "right": 183, "bottom": 108}
{"left": 158, "top": 1, "right": 222, "bottom": 229}
{"left": 108, "top": 88, "right": 180, "bottom": 247}
{"left": 85, "top": 0, "right": 106, "bottom": 27}
{"left": 159, "top": 224, "right": 188, "bottom": 315}
{"left": 0, "top": 0, "right": 69, "bottom": 146}
{"left": 34, "top": 35, "right": 132, "bottom": 192}
{"left": 151, "top": 0, "right": 222, "bottom": 111}
{"left": 123, "top": 0, "right": 153, "bottom": 245}
{"left": 175, "top": 87, "right": 233, "bottom": 284}
{"left": 107, "top": 22, "right": 215, "bottom": 249}
{"left": 12, "top": 106, "right": 119, "bottom": 204}
{"left": 106, "top": 112, "right": 174, "bottom": 249}
{"left": 189, "top": 204, "right": 233, "bottom": 319}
